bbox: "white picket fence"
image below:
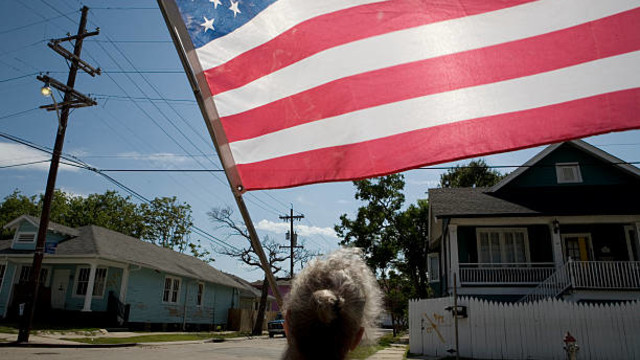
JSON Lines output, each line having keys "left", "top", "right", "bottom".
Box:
{"left": 409, "top": 297, "right": 640, "bottom": 359}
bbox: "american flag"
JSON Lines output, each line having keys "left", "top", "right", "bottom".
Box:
{"left": 164, "top": 0, "right": 640, "bottom": 191}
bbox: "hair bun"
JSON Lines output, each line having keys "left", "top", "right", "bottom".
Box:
{"left": 312, "top": 289, "right": 344, "bottom": 324}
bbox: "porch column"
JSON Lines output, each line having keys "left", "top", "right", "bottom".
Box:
{"left": 635, "top": 222, "right": 640, "bottom": 261}
{"left": 550, "top": 222, "right": 564, "bottom": 270}
{"left": 82, "top": 263, "right": 97, "bottom": 312}
{"left": 119, "top": 265, "right": 129, "bottom": 303}
{"left": 448, "top": 224, "right": 459, "bottom": 294}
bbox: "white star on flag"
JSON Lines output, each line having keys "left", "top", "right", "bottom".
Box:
{"left": 209, "top": 0, "right": 221, "bottom": 9}
{"left": 229, "top": 0, "right": 241, "bottom": 17}
{"left": 200, "top": 16, "right": 214, "bottom": 32}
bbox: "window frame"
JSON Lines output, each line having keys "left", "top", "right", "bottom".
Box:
{"left": 427, "top": 253, "right": 440, "bottom": 282}
{"left": 162, "top": 276, "right": 181, "bottom": 304}
{"left": 555, "top": 162, "right": 583, "bottom": 184}
{"left": 196, "top": 282, "right": 204, "bottom": 307}
{"left": 17, "top": 265, "right": 51, "bottom": 286}
{"left": 72, "top": 266, "right": 109, "bottom": 298}
{"left": 476, "top": 228, "right": 531, "bottom": 265}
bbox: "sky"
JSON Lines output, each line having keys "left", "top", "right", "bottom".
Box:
{"left": 1, "top": 0, "right": 639, "bottom": 282}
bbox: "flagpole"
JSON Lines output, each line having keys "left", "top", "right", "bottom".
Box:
{"left": 156, "top": 0, "right": 283, "bottom": 309}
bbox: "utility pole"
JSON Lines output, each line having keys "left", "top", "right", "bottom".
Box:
{"left": 279, "top": 207, "right": 304, "bottom": 279}
{"left": 18, "top": 6, "right": 100, "bottom": 343}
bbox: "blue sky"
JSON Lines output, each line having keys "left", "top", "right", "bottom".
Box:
{"left": 1, "top": 0, "right": 639, "bottom": 281}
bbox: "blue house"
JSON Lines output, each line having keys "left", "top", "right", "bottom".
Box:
{"left": 428, "top": 140, "right": 640, "bottom": 303}
{"left": 0, "top": 214, "right": 248, "bottom": 330}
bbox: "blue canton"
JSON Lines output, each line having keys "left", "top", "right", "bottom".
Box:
{"left": 176, "top": 0, "right": 278, "bottom": 49}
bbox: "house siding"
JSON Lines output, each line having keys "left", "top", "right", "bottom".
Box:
{"left": 508, "top": 144, "right": 635, "bottom": 188}
{"left": 63, "top": 265, "right": 123, "bottom": 312}
{"left": 11, "top": 221, "right": 67, "bottom": 252}
{"left": 125, "top": 267, "right": 237, "bottom": 326}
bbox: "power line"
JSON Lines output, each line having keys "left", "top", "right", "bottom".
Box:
{"left": 0, "top": 130, "right": 239, "bottom": 252}
{"left": 0, "top": 107, "right": 40, "bottom": 120}
{"left": 0, "top": 160, "right": 51, "bottom": 169}
{"left": 0, "top": 10, "right": 78, "bottom": 35}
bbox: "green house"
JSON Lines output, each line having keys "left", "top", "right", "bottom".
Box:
{"left": 0, "top": 214, "right": 251, "bottom": 330}
{"left": 428, "top": 140, "right": 640, "bottom": 302}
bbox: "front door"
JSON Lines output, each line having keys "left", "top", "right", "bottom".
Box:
{"left": 563, "top": 234, "right": 593, "bottom": 261}
{"left": 51, "top": 270, "right": 70, "bottom": 309}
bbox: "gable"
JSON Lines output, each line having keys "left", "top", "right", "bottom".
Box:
{"left": 496, "top": 142, "right": 640, "bottom": 191}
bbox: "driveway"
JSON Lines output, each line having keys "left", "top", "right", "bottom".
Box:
{"left": 1, "top": 337, "right": 288, "bottom": 360}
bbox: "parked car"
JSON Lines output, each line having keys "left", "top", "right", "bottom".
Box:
{"left": 268, "top": 313, "right": 286, "bottom": 338}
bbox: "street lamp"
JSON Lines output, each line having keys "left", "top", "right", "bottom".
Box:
{"left": 40, "top": 82, "right": 62, "bottom": 131}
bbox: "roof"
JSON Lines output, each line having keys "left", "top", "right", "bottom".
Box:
{"left": 3, "top": 214, "right": 79, "bottom": 237}
{"left": 429, "top": 140, "right": 640, "bottom": 218}
{"left": 1, "top": 216, "right": 240, "bottom": 289}
{"left": 225, "top": 272, "right": 276, "bottom": 300}
{"left": 490, "top": 140, "right": 640, "bottom": 192}
{"left": 429, "top": 187, "right": 540, "bottom": 218}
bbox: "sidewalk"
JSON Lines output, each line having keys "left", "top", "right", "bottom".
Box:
{"left": 0, "top": 330, "right": 257, "bottom": 348}
{"left": 367, "top": 343, "right": 407, "bottom": 360}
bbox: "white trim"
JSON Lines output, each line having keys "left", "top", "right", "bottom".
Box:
{"left": 451, "top": 215, "right": 640, "bottom": 227}
{"left": 550, "top": 223, "right": 564, "bottom": 270}
{"left": 13, "top": 231, "right": 37, "bottom": 244}
{"left": 162, "top": 275, "right": 181, "bottom": 305}
{"left": 73, "top": 265, "right": 108, "bottom": 299}
{"left": 16, "top": 264, "right": 51, "bottom": 287}
{"left": 2, "top": 214, "right": 39, "bottom": 230}
{"left": 555, "top": 162, "right": 583, "bottom": 183}
{"left": 561, "top": 233, "right": 594, "bottom": 261}
{"left": 427, "top": 253, "right": 440, "bottom": 283}
{"left": 0, "top": 262, "right": 6, "bottom": 302}
{"left": 475, "top": 227, "right": 531, "bottom": 264}
{"left": 119, "top": 265, "right": 129, "bottom": 303}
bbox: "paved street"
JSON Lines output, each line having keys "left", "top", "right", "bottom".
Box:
{"left": 2, "top": 337, "right": 288, "bottom": 360}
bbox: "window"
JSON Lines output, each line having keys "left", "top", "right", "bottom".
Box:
{"left": 18, "top": 265, "right": 48, "bottom": 285}
{"left": 428, "top": 253, "right": 440, "bottom": 282}
{"left": 196, "top": 283, "right": 204, "bottom": 306}
{"left": 163, "top": 276, "right": 181, "bottom": 304}
{"left": 74, "top": 267, "right": 108, "bottom": 297}
{"left": 477, "top": 228, "right": 530, "bottom": 265}
{"left": 555, "top": 163, "right": 582, "bottom": 183}
{"left": 15, "top": 232, "right": 36, "bottom": 243}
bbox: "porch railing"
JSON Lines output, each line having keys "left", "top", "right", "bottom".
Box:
{"left": 520, "top": 261, "right": 640, "bottom": 302}
{"left": 569, "top": 261, "right": 640, "bottom": 289}
{"left": 459, "top": 263, "right": 555, "bottom": 285}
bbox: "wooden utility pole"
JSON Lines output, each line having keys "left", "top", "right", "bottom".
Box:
{"left": 18, "top": 6, "right": 99, "bottom": 343}
{"left": 279, "top": 207, "right": 304, "bottom": 278}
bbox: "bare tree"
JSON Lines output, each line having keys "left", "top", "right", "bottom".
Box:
{"left": 209, "top": 207, "right": 317, "bottom": 335}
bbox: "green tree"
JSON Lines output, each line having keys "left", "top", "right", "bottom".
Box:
{"left": 395, "top": 199, "right": 430, "bottom": 299}
{"left": 140, "top": 196, "right": 193, "bottom": 252}
{"left": 334, "top": 174, "right": 405, "bottom": 277}
{"left": 0, "top": 190, "right": 38, "bottom": 239}
{"left": 439, "top": 159, "right": 505, "bottom": 188}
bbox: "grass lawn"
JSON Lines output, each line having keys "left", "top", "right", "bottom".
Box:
{"left": 0, "top": 326, "right": 18, "bottom": 334}
{"left": 62, "top": 332, "right": 244, "bottom": 345}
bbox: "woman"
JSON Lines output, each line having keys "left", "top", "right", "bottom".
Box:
{"left": 282, "top": 248, "right": 382, "bottom": 360}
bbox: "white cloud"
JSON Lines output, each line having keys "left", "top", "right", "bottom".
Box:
{"left": 337, "top": 199, "right": 351, "bottom": 205}
{"left": 116, "top": 151, "right": 200, "bottom": 169}
{"left": 0, "top": 142, "right": 79, "bottom": 172}
{"left": 407, "top": 179, "right": 440, "bottom": 187}
{"left": 255, "top": 219, "right": 337, "bottom": 238}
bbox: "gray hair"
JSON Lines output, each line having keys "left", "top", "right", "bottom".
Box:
{"left": 282, "top": 248, "right": 382, "bottom": 360}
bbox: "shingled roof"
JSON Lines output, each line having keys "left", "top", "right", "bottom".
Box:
{"left": 429, "top": 187, "right": 541, "bottom": 218}
{"left": 1, "top": 216, "right": 240, "bottom": 289}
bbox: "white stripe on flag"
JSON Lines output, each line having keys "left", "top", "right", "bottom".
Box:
{"left": 214, "top": 0, "right": 638, "bottom": 118}
{"left": 194, "top": 0, "right": 386, "bottom": 70}
{"left": 229, "top": 51, "right": 640, "bottom": 165}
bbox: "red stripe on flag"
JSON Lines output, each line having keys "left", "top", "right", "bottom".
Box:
{"left": 219, "top": 9, "right": 640, "bottom": 143}
{"left": 236, "top": 88, "right": 640, "bottom": 191}
{"left": 203, "top": 0, "right": 536, "bottom": 96}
